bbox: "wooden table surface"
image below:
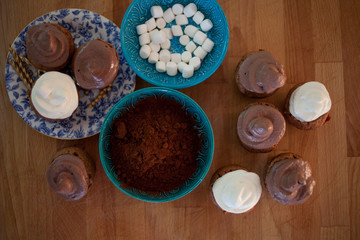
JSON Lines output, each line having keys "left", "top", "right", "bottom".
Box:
{"left": 1, "top": 0, "right": 360, "bottom": 239}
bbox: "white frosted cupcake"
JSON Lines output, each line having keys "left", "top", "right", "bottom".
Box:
{"left": 210, "top": 166, "right": 262, "bottom": 214}
{"left": 30, "top": 71, "right": 79, "bottom": 121}
{"left": 284, "top": 81, "right": 331, "bottom": 130}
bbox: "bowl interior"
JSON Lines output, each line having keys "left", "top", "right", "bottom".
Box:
{"left": 99, "top": 87, "right": 214, "bottom": 202}
{"left": 120, "top": 0, "right": 229, "bottom": 89}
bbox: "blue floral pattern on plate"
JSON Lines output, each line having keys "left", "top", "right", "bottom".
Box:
{"left": 5, "top": 9, "right": 136, "bottom": 140}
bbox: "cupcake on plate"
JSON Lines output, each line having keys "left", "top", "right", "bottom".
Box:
{"left": 72, "top": 39, "right": 119, "bottom": 90}
{"left": 284, "top": 81, "right": 331, "bottom": 130}
{"left": 46, "top": 147, "right": 96, "bottom": 201}
{"left": 237, "top": 102, "right": 286, "bottom": 153}
{"left": 30, "top": 71, "right": 79, "bottom": 121}
{"left": 210, "top": 166, "right": 262, "bottom": 214}
{"left": 25, "top": 23, "right": 75, "bottom": 71}
{"left": 264, "top": 153, "right": 315, "bottom": 205}
{"left": 235, "top": 50, "right": 286, "bottom": 98}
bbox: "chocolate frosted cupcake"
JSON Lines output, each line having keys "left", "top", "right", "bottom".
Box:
{"left": 284, "top": 81, "right": 331, "bottom": 130}
{"left": 264, "top": 153, "right": 315, "bottom": 205}
{"left": 72, "top": 39, "right": 119, "bottom": 90}
{"left": 237, "top": 102, "right": 286, "bottom": 152}
{"left": 25, "top": 23, "right": 75, "bottom": 71}
{"left": 210, "top": 166, "right": 262, "bottom": 214}
{"left": 46, "top": 147, "right": 95, "bottom": 201}
{"left": 235, "top": 50, "right": 286, "bottom": 98}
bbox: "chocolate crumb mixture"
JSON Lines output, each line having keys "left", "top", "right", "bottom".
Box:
{"left": 110, "top": 96, "right": 202, "bottom": 193}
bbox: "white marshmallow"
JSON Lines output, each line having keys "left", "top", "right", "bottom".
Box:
{"left": 177, "top": 62, "right": 187, "bottom": 73}
{"left": 185, "top": 41, "right": 197, "bottom": 53}
{"left": 145, "top": 18, "right": 157, "bottom": 31}
{"left": 189, "top": 56, "right": 201, "bottom": 70}
{"left": 171, "top": 25, "right": 183, "bottom": 36}
{"left": 181, "top": 51, "right": 192, "bottom": 63}
{"left": 175, "top": 14, "right": 188, "bottom": 25}
{"left": 139, "top": 33, "right": 150, "bottom": 46}
{"left": 172, "top": 4, "right": 184, "bottom": 15}
{"left": 193, "top": 46, "right": 207, "bottom": 60}
{"left": 159, "top": 49, "right": 171, "bottom": 62}
{"left": 192, "top": 11, "right": 205, "bottom": 25}
{"left": 179, "top": 35, "right": 190, "bottom": 46}
{"left": 148, "top": 52, "right": 159, "bottom": 64}
{"left": 171, "top": 53, "right": 181, "bottom": 63}
{"left": 139, "top": 45, "right": 151, "bottom": 59}
{"left": 184, "top": 25, "right": 198, "bottom": 38}
{"left": 162, "top": 28, "right": 173, "bottom": 39}
{"left": 193, "top": 31, "right": 207, "bottom": 45}
{"left": 151, "top": 6, "right": 163, "bottom": 18}
{"left": 149, "top": 29, "right": 159, "bottom": 39}
{"left": 160, "top": 39, "right": 171, "bottom": 50}
{"left": 156, "top": 18, "right": 166, "bottom": 29}
{"left": 136, "top": 24, "right": 147, "bottom": 35}
{"left": 163, "top": 8, "right": 175, "bottom": 23}
{"left": 151, "top": 30, "right": 167, "bottom": 44}
{"left": 182, "top": 64, "right": 194, "bottom": 78}
{"left": 149, "top": 42, "right": 160, "bottom": 53}
{"left": 156, "top": 61, "right": 166, "bottom": 72}
{"left": 184, "top": 3, "right": 197, "bottom": 17}
{"left": 202, "top": 38, "right": 214, "bottom": 52}
{"left": 200, "top": 19, "right": 213, "bottom": 32}
{"left": 166, "top": 62, "right": 178, "bottom": 76}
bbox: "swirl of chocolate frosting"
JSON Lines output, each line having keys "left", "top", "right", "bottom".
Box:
{"left": 26, "top": 23, "right": 74, "bottom": 70}
{"left": 265, "top": 153, "right": 315, "bottom": 205}
{"left": 236, "top": 51, "right": 286, "bottom": 96}
{"left": 72, "top": 39, "right": 119, "bottom": 89}
{"left": 46, "top": 154, "right": 90, "bottom": 201}
{"left": 237, "top": 103, "right": 285, "bottom": 151}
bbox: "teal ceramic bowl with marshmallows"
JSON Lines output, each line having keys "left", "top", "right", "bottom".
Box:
{"left": 120, "top": 0, "right": 229, "bottom": 89}
{"left": 99, "top": 87, "right": 214, "bottom": 202}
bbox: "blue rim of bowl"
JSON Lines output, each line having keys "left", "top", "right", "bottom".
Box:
{"left": 99, "top": 87, "right": 214, "bottom": 202}
{"left": 120, "top": 0, "right": 229, "bottom": 89}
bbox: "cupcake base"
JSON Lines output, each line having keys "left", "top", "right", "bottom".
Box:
{"left": 210, "top": 165, "right": 247, "bottom": 189}
{"left": 47, "top": 147, "right": 96, "bottom": 201}
{"left": 237, "top": 102, "right": 285, "bottom": 153}
{"left": 284, "top": 83, "right": 330, "bottom": 130}
{"left": 52, "top": 147, "right": 96, "bottom": 181}
{"left": 264, "top": 152, "right": 301, "bottom": 184}
{"left": 26, "top": 23, "right": 75, "bottom": 71}
{"left": 29, "top": 87, "right": 79, "bottom": 122}
{"left": 71, "top": 39, "right": 119, "bottom": 90}
{"left": 235, "top": 50, "right": 283, "bottom": 98}
{"left": 264, "top": 152, "right": 315, "bottom": 205}
{"left": 210, "top": 165, "right": 247, "bottom": 213}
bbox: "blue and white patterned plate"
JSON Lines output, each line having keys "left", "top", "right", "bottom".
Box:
{"left": 5, "top": 9, "right": 136, "bottom": 139}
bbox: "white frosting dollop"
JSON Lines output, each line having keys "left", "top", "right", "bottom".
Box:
{"left": 31, "top": 71, "right": 78, "bottom": 119}
{"left": 289, "top": 81, "right": 331, "bottom": 122}
{"left": 212, "top": 169, "right": 262, "bottom": 214}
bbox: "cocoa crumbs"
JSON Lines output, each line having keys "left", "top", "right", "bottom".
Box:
{"left": 110, "top": 96, "right": 202, "bottom": 193}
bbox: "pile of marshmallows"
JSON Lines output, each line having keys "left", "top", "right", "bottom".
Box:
{"left": 136, "top": 3, "right": 215, "bottom": 78}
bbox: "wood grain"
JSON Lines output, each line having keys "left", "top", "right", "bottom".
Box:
{"left": 340, "top": 0, "right": 360, "bottom": 157}
{"left": 1, "top": 0, "right": 360, "bottom": 239}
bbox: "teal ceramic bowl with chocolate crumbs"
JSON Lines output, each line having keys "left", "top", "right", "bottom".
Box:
{"left": 99, "top": 87, "right": 214, "bottom": 202}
